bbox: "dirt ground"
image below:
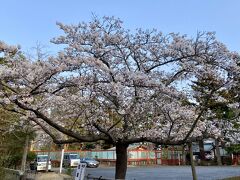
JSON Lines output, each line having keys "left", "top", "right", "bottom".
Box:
{"left": 35, "top": 172, "right": 72, "bottom": 180}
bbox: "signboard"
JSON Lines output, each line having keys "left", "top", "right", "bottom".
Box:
{"left": 75, "top": 163, "right": 87, "bottom": 180}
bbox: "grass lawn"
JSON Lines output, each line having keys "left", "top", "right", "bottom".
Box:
{"left": 222, "top": 177, "right": 240, "bottom": 180}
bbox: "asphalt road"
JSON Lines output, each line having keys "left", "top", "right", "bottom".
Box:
{"left": 76, "top": 166, "right": 240, "bottom": 180}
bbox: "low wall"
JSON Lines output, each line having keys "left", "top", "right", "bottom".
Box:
{"left": 4, "top": 168, "right": 24, "bottom": 180}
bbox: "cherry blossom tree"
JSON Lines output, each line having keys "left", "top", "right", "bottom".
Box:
{"left": 0, "top": 17, "right": 239, "bottom": 179}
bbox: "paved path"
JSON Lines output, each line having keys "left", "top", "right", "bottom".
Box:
{"left": 81, "top": 166, "right": 240, "bottom": 180}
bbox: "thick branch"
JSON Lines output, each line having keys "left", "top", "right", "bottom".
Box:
{"left": 93, "top": 123, "right": 115, "bottom": 143}
{"left": 13, "top": 99, "right": 109, "bottom": 142}
{"left": 30, "top": 118, "right": 80, "bottom": 144}
{"left": 124, "top": 134, "right": 216, "bottom": 145}
{"left": 145, "top": 55, "right": 194, "bottom": 73}
{"left": 30, "top": 71, "right": 57, "bottom": 95}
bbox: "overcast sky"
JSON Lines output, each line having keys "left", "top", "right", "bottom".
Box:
{"left": 1, "top": 0, "right": 240, "bottom": 54}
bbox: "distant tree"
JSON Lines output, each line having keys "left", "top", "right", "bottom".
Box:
{"left": 0, "top": 108, "right": 36, "bottom": 171}
{"left": 191, "top": 55, "right": 240, "bottom": 165}
{"left": 0, "top": 17, "right": 239, "bottom": 179}
{"left": 0, "top": 42, "right": 37, "bottom": 172}
{"left": 226, "top": 144, "right": 240, "bottom": 155}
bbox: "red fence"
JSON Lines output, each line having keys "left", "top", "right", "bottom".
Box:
{"left": 232, "top": 155, "right": 240, "bottom": 165}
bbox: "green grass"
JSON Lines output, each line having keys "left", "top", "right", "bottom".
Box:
{"left": 0, "top": 167, "right": 5, "bottom": 178}
{"left": 65, "top": 167, "right": 74, "bottom": 176}
{"left": 221, "top": 176, "right": 240, "bottom": 180}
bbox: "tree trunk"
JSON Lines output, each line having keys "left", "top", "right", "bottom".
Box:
{"left": 115, "top": 143, "right": 128, "bottom": 180}
{"left": 199, "top": 139, "right": 205, "bottom": 165}
{"left": 21, "top": 134, "right": 29, "bottom": 172}
{"left": 215, "top": 139, "right": 222, "bottom": 166}
{"left": 182, "top": 145, "right": 186, "bottom": 165}
{"left": 189, "top": 143, "right": 197, "bottom": 180}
